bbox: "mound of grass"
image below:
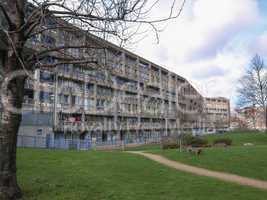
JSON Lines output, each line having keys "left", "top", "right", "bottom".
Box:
{"left": 151, "top": 145, "right": 267, "bottom": 181}
{"left": 213, "top": 138, "right": 232, "bottom": 146}
{"left": 17, "top": 148, "right": 267, "bottom": 200}
{"left": 205, "top": 131, "right": 267, "bottom": 146}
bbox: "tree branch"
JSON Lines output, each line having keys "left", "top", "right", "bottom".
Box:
{"left": 0, "top": 3, "right": 13, "bottom": 28}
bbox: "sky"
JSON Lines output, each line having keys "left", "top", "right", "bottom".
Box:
{"left": 129, "top": 0, "right": 267, "bottom": 109}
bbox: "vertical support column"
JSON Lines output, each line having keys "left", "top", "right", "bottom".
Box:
{"left": 166, "top": 72, "right": 171, "bottom": 136}
{"left": 93, "top": 83, "right": 97, "bottom": 113}
{"left": 175, "top": 76, "right": 180, "bottom": 135}
{"left": 158, "top": 68, "right": 164, "bottom": 138}
{"left": 53, "top": 68, "right": 58, "bottom": 131}
{"left": 148, "top": 63, "right": 152, "bottom": 84}
{"left": 165, "top": 118, "right": 168, "bottom": 136}
{"left": 150, "top": 118, "right": 153, "bottom": 140}
{"left": 168, "top": 73, "right": 172, "bottom": 114}
{"left": 122, "top": 51, "right": 126, "bottom": 75}
{"left": 34, "top": 69, "right": 40, "bottom": 109}
{"left": 136, "top": 58, "right": 141, "bottom": 138}
{"left": 159, "top": 69, "right": 162, "bottom": 97}
{"left": 113, "top": 77, "right": 120, "bottom": 140}
{"left": 82, "top": 74, "right": 86, "bottom": 131}
{"left": 103, "top": 117, "right": 107, "bottom": 140}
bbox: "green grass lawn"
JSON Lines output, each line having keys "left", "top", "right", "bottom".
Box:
{"left": 145, "top": 132, "right": 267, "bottom": 181}
{"left": 150, "top": 146, "right": 267, "bottom": 181}
{"left": 204, "top": 131, "right": 267, "bottom": 146}
{"left": 17, "top": 148, "right": 267, "bottom": 200}
{"left": 125, "top": 143, "right": 161, "bottom": 151}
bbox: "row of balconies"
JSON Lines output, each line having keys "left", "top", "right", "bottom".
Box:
{"left": 23, "top": 95, "right": 179, "bottom": 119}
{"left": 29, "top": 71, "right": 183, "bottom": 101}
{"left": 26, "top": 29, "right": 192, "bottom": 94}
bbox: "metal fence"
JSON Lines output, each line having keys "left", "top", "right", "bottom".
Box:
{"left": 17, "top": 135, "right": 92, "bottom": 150}
{"left": 17, "top": 135, "right": 161, "bottom": 150}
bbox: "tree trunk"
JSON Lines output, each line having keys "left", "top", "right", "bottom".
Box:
{"left": 0, "top": 110, "right": 23, "bottom": 200}
{"left": 0, "top": 49, "right": 25, "bottom": 200}
{"left": 265, "top": 106, "right": 267, "bottom": 133}
{"left": 0, "top": 0, "right": 27, "bottom": 198}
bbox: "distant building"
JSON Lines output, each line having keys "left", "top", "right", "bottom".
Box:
{"left": 203, "top": 97, "right": 230, "bottom": 133}
{"left": 234, "top": 106, "right": 265, "bottom": 130}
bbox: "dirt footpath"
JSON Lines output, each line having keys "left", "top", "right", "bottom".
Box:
{"left": 128, "top": 151, "right": 267, "bottom": 190}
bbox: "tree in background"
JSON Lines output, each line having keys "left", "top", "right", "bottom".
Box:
{"left": 237, "top": 54, "right": 267, "bottom": 131}
{"left": 0, "top": 0, "right": 186, "bottom": 199}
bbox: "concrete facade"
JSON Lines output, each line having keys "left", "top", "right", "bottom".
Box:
{"left": 203, "top": 97, "right": 230, "bottom": 133}
{"left": 0, "top": 14, "right": 221, "bottom": 142}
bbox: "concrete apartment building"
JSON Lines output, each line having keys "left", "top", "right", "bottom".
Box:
{"left": 0, "top": 16, "right": 205, "bottom": 143}
{"left": 204, "top": 97, "right": 230, "bottom": 133}
{"left": 0, "top": 12, "right": 225, "bottom": 144}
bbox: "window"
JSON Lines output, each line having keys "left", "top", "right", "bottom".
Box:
{"left": 41, "top": 35, "right": 56, "bottom": 46}
{"left": 62, "top": 64, "right": 71, "bottom": 73}
{"left": 63, "top": 95, "right": 69, "bottom": 104}
{"left": 40, "top": 91, "right": 53, "bottom": 103}
{"left": 40, "top": 56, "right": 55, "bottom": 64}
{"left": 96, "top": 99, "right": 104, "bottom": 110}
{"left": 40, "top": 71, "right": 54, "bottom": 83}
{"left": 37, "top": 129, "right": 43, "bottom": 136}
{"left": 46, "top": 18, "right": 56, "bottom": 28}
{"left": 71, "top": 96, "right": 76, "bottom": 106}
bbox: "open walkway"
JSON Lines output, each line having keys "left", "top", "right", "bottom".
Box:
{"left": 128, "top": 151, "right": 267, "bottom": 191}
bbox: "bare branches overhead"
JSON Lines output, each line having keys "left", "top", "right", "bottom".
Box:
{"left": 0, "top": 0, "right": 186, "bottom": 71}
{"left": 23, "top": 0, "right": 186, "bottom": 44}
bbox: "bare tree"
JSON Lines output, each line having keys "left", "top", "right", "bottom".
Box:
{"left": 0, "top": 0, "right": 186, "bottom": 199}
{"left": 237, "top": 54, "right": 267, "bottom": 131}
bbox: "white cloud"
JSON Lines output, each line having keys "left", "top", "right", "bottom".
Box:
{"left": 131, "top": 0, "right": 263, "bottom": 107}
{"left": 253, "top": 31, "right": 267, "bottom": 54}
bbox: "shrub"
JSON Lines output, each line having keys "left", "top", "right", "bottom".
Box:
{"left": 183, "top": 133, "right": 195, "bottom": 146}
{"left": 161, "top": 136, "right": 179, "bottom": 150}
{"left": 190, "top": 137, "right": 208, "bottom": 147}
{"left": 213, "top": 138, "right": 232, "bottom": 146}
{"left": 183, "top": 133, "right": 208, "bottom": 147}
{"left": 162, "top": 142, "right": 179, "bottom": 150}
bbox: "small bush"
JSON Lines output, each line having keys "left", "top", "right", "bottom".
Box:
{"left": 183, "top": 133, "right": 208, "bottom": 147}
{"left": 161, "top": 136, "right": 179, "bottom": 150}
{"left": 213, "top": 138, "right": 232, "bottom": 146}
{"left": 183, "top": 133, "right": 195, "bottom": 146}
{"left": 162, "top": 142, "right": 179, "bottom": 150}
{"left": 190, "top": 137, "right": 208, "bottom": 147}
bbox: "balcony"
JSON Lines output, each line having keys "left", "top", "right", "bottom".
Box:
{"left": 39, "top": 83, "right": 54, "bottom": 93}
{"left": 95, "top": 107, "right": 115, "bottom": 115}
{"left": 168, "top": 123, "right": 178, "bottom": 129}
{"left": 38, "top": 102, "right": 53, "bottom": 112}
{"left": 117, "top": 122, "right": 139, "bottom": 130}
{"left": 57, "top": 121, "right": 83, "bottom": 132}
{"left": 143, "top": 89, "right": 161, "bottom": 98}
{"left": 122, "top": 83, "right": 138, "bottom": 93}
{"left": 59, "top": 86, "right": 82, "bottom": 96}
{"left": 24, "top": 79, "right": 34, "bottom": 90}
{"left": 57, "top": 70, "right": 84, "bottom": 82}
{"left": 22, "top": 98, "right": 35, "bottom": 111}
{"left": 140, "top": 123, "right": 163, "bottom": 130}
{"left": 146, "top": 80, "right": 160, "bottom": 88}
{"left": 111, "top": 66, "right": 124, "bottom": 76}
{"left": 84, "top": 74, "right": 97, "bottom": 83}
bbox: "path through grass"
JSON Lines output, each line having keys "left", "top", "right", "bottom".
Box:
{"left": 18, "top": 148, "right": 267, "bottom": 200}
